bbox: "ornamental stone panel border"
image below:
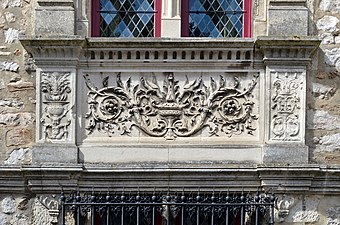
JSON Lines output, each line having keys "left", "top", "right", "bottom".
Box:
{"left": 20, "top": 37, "right": 320, "bottom": 164}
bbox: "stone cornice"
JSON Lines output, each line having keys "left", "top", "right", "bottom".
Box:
{"left": 0, "top": 165, "right": 339, "bottom": 194}
{"left": 256, "top": 36, "right": 321, "bottom": 65}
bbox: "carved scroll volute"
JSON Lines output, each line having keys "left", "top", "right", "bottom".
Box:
{"left": 269, "top": 71, "right": 305, "bottom": 142}
{"left": 39, "top": 72, "right": 72, "bottom": 142}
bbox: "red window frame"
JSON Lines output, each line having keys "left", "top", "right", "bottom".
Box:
{"left": 91, "top": 0, "right": 251, "bottom": 38}
{"left": 181, "top": 0, "right": 252, "bottom": 38}
{"left": 91, "top": 0, "right": 162, "bottom": 37}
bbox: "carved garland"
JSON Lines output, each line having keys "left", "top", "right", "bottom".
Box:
{"left": 41, "top": 72, "right": 71, "bottom": 140}
{"left": 84, "top": 73, "right": 259, "bottom": 139}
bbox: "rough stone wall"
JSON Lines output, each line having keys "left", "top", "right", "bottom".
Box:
{"left": 0, "top": 0, "right": 35, "bottom": 163}
{"left": 307, "top": 0, "right": 340, "bottom": 164}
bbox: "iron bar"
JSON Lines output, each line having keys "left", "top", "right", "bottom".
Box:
{"left": 60, "top": 189, "right": 276, "bottom": 225}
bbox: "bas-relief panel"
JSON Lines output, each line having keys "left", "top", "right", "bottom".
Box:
{"left": 39, "top": 72, "right": 72, "bottom": 142}
{"left": 80, "top": 72, "right": 261, "bottom": 144}
{"left": 269, "top": 71, "right": 304, "bottom": 142}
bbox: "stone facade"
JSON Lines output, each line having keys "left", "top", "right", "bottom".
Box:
{"left": 0, "top": 0, "right": 340, "bottom": 224}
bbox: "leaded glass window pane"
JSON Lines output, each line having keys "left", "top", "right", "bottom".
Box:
{"left": 188, "top": 0, "right": 243, "bottom": 37}
{"left": 100, "top": 0, "right": 155, "bottom": 37}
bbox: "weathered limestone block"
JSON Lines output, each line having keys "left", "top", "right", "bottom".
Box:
{"left": 4, "top": 148, "right": 32, "bottom": 165}
{"left": 317, "top": 133, "right": 340, "bottom": 152}
{"left": 7, "top": 80, "right": 34, "bottom": 92}
{"left": 4, "top": 28, "right": 19, "bottom": 43}
{"left": 325, "top": 48, "right": 340, "bottom": 68}
{"left": 307, "top": 110, "right": 340, "bottom": 130}
{"left": 0, "top": 99, "right": 24, "bottom": 108}
{"left": 0, "top": 113, "right": 34, "bottom": 127}
{"left": 319, "top": 0, "right": 340, "bottom": 13}
{"left": 0, "top": 62, "right": 19, "bottom": 72}
{"left": 5, "top": 128, "right": 32, "bottom": 147}
{"left": 316, "top": 16, "right": 339, "bottom": 33}
{"left": 1, "top": 197, "right": 16, "bottom": 215}
{"left": 312, "top": 82, "right": 337, "bottom": 99}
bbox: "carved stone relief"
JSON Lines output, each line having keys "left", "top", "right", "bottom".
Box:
{"left": 40, "top": 72, "right": 71, "bottom": 141}
{"left": 275, "top": 195, "right": 295, "bottom": 222}
{"left": 32, "top": 195, "right": 59, "bottom": 225}
{"left": 270, "top": 71, "right": 303, "bottom": 141}
{"left": 84, "top": 72, "right": 259, "bottom": 140}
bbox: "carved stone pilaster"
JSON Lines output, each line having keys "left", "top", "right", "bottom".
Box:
{"left": 257, "top": 37, "right": 320, "bottom": 164}
{"left": 20, "top": 38, "right": 83, "bottom": 164}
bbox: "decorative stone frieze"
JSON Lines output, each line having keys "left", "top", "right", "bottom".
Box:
{"left": 84, "top": 72, "right": 259, "bottom": 140}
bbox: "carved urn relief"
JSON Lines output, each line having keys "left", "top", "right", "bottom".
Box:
{"left": 40, "top": 72, "right": 71, "bottom": 141}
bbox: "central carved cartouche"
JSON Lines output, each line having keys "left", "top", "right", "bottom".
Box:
{"left": 84, "top": 72, "right": 259, "bottom": 139}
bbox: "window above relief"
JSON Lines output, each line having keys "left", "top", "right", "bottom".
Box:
{"left": 91, "top": 0, "right": 252, "bottom": 38}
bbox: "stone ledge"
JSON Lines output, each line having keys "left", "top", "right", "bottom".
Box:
{"left": 0, "top": 165, "right": 339, "bottom": 194}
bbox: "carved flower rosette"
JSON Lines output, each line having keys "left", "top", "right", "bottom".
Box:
{"left": 84, "top": 72, "right": 259, "bottom": 140}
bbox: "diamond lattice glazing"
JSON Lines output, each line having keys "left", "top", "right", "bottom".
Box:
{"left": 100, "top": 0, "right": 155, "bottom": 37}
{"left": 188, "top": 0, "right": 243, "bottom": 37}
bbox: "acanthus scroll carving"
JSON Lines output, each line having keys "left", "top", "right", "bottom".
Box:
{"left": 84, "top": 72, "right": 259, "bottom": 139}
{"left": 40, "top": 72, "right": 71, "bottom": 140}
{"left": 270, "top": 72, "right": 302, "bottom": 141}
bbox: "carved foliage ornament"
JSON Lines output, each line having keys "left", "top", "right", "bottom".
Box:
{"left": 84, "top": 73, "right": 259, "bottom": 139}
{"left": 40, "top": 72, "right": 71, "bottom": 140}
{"left": 271, "top": 72, "right": 302, "bottom": 141}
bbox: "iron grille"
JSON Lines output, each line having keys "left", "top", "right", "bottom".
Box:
{"left": 100, "top": 0, "right": 155, "bottom": 37}
{"left": 60, "top": 190, "right": 275, "bottom": 225}
{"left": 188, "top": 0, "right": 243, "bottom": 37}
